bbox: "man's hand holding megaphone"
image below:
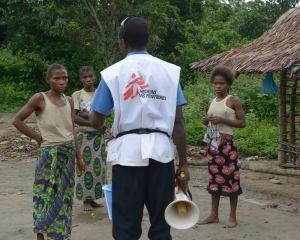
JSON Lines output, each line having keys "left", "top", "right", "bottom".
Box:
{"left": 175, "top": 165, "right": 190, "bottom": 191}
{"left": 166, "top": 106, "right": 199, "bottom": 230}
{"left": 165, "top": 162, "right": 199, "bottom": 230}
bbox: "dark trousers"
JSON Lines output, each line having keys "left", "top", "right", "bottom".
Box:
{"left": 112, "top": 159, "right": 175, "bottom": 240}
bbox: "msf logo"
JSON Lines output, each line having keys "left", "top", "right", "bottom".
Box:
{"left": 123, "top": 73, "right": 149, "bottom": 101}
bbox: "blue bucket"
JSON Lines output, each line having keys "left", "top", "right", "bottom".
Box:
{"left": 102, "top": 184, "right": 112, "bottom": 220}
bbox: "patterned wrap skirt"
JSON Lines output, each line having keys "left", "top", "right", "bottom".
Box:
{"left": 206, "top": 136, "right": 243, "bottom": 197}
{"left": 75, "top": 132, "right": 107, "bottom": 201}
{"left": 33, "top": 140, "right": 75, "bottom": 240}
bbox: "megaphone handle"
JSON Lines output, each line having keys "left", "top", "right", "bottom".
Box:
{"left": 175, "top": 173, "right": 193, "bottom": 201}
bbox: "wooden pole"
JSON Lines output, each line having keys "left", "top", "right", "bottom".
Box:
{"left": 289, "top": 80, "right": 297, "bottom": 165}
{"left": 278, "top": 71, "right": 287, "bottom": 167}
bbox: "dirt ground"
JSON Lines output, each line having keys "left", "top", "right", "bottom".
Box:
{"left": 0, "top": 113, "right": 300, "bottom": 240}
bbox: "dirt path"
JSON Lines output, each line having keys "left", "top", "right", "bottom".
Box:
{"left": 1, "top": 114, "right": 300, "bottom": 240}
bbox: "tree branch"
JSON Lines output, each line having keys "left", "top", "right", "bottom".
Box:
{"left": 82, "top": 0, "right": 108, "bottom": 64}
{"left": 128, "top": 0, "right": 135, "bottom": 16}
{"left": 82, "top": 0, "right": 104, "bottom": 34}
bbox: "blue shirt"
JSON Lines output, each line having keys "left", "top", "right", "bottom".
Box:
{"left": 91, "top": 52, "right": 186, "bottom": 115}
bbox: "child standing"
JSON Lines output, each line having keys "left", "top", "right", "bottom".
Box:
{"left": 198, "top": 65, "right": 246, "bottom": 228}
{"left": 72, "top": 66, "right": 107, "bottom": 211}
{"left": 12, "top": 63, "right": 86, "bottom": 240}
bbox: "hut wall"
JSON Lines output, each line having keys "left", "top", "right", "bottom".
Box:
{"left": 278, "top": 70, "right": 300, "bottom": 169}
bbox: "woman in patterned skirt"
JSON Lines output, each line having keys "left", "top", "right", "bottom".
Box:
{"left": 198, "top": 65, "right": 246, "bottom": 228}
{"left": 72, "top": 66, "right": 108, "bottom": 211}
{"left": 13, "top": 63, "right": 86, "bottom": 240}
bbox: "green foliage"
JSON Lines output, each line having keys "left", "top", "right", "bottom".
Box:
{"left": 234, "top": 114, "right": 278, "bottom": 158}
{"left": 231, "top": 74, "right": 278, "bottom": 121}
{"left": 169, "top": 0, "right": 203, "bottom": 24}
{"left": 229, "top": 0, "right": 299, "bottom": 39}
{"left": 134, "top": 0, "right": 184, "bottom": 57}
{"left": 0, "top": 83, "right": 29, "bottom": 114}
{"left": 183, "top": 73, "right": 216, "bottom": 145}
{"left": 0, "top": 48, "right": 49, "bottom": 91}
{"left": 173, "top": 3, "right": 249, "bottom": 85}
{"left": 173, "top": 20, "right": 207, "bottom": 86}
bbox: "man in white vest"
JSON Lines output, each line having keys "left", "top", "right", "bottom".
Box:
{"left": 90, "top": 17, "right": 189, "bottom": 240}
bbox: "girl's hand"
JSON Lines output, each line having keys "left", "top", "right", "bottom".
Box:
{"left": 78, "top": 111, "right": 89, "bottom": 119}
{"left": 208, "top": 115, "right": 223, "bottom": 124}
{"left": 77, "top": 159, "right": 87, "bottom": 174}
{"left": 202, "top": 116, "right": 209, "bottom": 126}
{"left": 35, "top": 135, "right": 43, "bottom": 147}
{"left": 98, "top": 125, "right": 107, "bottom": 134}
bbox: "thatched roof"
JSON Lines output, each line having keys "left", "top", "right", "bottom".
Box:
{"left": 190, "top": 8, "right": 300, "bottom": 75}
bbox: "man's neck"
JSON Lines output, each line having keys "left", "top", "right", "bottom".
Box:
{"left": 125, "top": 48, "right": 147, "bottom": 56}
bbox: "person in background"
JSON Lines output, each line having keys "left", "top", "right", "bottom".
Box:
{"left": 72, "top": 66, "right": 107, "bottom": 211}
{"left": 89, "top": 17, "right": 190, "bottom": 240}
{"left": 12, "top": 63, "right": 86, "bottom": 240}
{"left": 198, "top": 65, "right": 246, "bottom": 228}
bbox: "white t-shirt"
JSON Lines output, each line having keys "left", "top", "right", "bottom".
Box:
{"left": 72, "top": 89, "right": 97, "bottom": 132}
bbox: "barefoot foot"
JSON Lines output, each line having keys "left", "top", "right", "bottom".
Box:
{"left": 197, "top": 215, "right": 219, "bottom": 225}
{"left": 223, "top": 218, "right": 237, "bottom": 228}
{"left": 37, "top": 233, "right": 45, "bottom": 240}
{"left": 83, "top": 201, "right": 94, "bottom": 211}
{"left": 90, "top": 200, "right": 104, "bottom": 208}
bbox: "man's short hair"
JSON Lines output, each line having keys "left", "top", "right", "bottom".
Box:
{"left": 119, "top": 17, "right": 149, "bottom": 49}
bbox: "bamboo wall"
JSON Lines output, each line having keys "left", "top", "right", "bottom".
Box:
{"left": 278, "top": 70, "right": 300, "bottom": 169}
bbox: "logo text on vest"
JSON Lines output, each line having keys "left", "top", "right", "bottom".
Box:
{"left": 123, "top": 73, "right": 167, "bottom": 101}
{"left": 124, "top": 74, "right": 149, "bottom": 100}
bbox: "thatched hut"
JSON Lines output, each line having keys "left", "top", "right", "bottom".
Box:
{"left": 190, "top": 8, "right": 300, "bottom": 169}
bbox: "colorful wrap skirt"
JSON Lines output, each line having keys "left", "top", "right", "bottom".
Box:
{"left": 206, "top": 136, "right": 243, "bottom": 197}
{"left": 75, "top": 132, "right": 107, "bottom": 201}
{"left": 33, "top": 141, "right": 75, "bottom": 240}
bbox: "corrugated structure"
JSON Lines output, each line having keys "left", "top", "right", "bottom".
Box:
{"left": 190, "top": 8, "right": 300, "bottom": 170}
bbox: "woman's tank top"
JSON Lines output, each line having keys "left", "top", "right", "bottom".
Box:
{"left": 36, "top": 92, "right": 74, "bottom": 147}
{"left": 207, "top": 95, "right": 236, "bottom": 135}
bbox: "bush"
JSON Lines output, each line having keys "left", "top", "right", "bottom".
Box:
{"left": 0, "top": 83, "right": 29, "bottom": 114}
{"left": 182, "top": 73, "right": 215, "bottom": 145}
{"left": 234, "top": 112, "right": 278, "bottom": 158}
{"left": 0, "top": 48, "right": 49, "bottom": 93}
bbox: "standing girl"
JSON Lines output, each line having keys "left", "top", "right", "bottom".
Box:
{"left": 72, "top": 66, "right": 107, "bottom": 211}
{"left": 198, "top": 65, "right": 246, "bottom": 228}
{"left": 12, "top": 63, "right": 86, "bottom": 240}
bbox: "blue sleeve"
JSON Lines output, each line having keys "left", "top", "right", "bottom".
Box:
{"left": 176, "top": 83, "right": 186, "bottom": 106}
{"left": 91, "top": 78, "right": 114, "bottom": 115}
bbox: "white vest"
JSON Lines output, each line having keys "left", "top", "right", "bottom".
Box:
{"left": 102, "top": 54, "right": 180, "bottom": 166}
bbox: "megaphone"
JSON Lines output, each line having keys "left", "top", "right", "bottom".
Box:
{"left": 164, "top": 186, "right": 200, "bottom": 229}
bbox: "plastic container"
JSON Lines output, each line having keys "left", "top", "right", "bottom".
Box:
{"left": 102, "top": 184, "right": 112, "bottom": 220}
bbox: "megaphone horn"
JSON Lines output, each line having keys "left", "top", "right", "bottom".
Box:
{"left": 164, "top": 181, "right": 200, "bottom": 229}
